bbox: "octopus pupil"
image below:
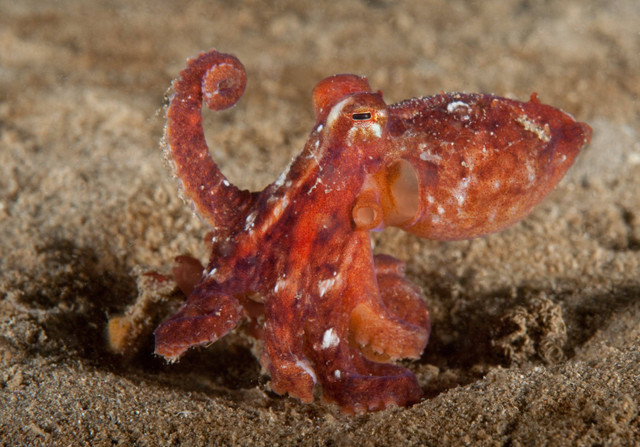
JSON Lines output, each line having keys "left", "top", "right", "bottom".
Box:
{"left": 352, "top": 112, "right": 372, "bottom": 121}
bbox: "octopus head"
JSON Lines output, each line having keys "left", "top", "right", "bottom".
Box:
{"left": 312, "top": 74, "right": 389, "bottom": 148}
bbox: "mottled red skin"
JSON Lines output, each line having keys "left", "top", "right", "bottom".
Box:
{"left": 154, "top": 50, "right": 591, "bottom": 413}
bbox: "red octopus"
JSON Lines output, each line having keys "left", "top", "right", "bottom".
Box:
{"left": 153, "top": 50, "right": 591, "bottom": 413}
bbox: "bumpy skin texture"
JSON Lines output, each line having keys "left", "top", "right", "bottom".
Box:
{"left": 154, "top": 50, "right": 591, "bottom": 413}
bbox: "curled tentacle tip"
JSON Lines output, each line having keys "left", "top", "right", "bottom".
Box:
{"left": 201, "top": 57, "right": 247, "bottom": 111}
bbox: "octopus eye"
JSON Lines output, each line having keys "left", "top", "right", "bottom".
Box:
{"left": 352, "top": 112, "right": 372, "bottom": 121}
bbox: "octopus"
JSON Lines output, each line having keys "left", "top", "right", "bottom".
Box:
{"left": 153, "top": 50, "right": 591, "bottom": 413}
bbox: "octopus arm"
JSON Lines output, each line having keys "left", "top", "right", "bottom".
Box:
{"left": 154, "top": 280, "right": 244, "bottom": 361}
{"left": 165, "top": 50, "right": 256, "bottom": 229}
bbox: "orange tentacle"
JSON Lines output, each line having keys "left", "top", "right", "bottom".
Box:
{"left": 164, "top": 50, "right": 255, "bottom": 230}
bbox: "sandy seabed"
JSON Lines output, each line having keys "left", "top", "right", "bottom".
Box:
{"left": 1, "top": 1, "right": 639, "bottom": 445}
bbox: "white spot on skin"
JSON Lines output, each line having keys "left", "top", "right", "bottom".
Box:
{"left": 437, "top": 205, "right": 445, "bottom": 215}
{"left": 447, "top": 101, "right": 470, "bottom": 113}
{"left": 346, "top": 121, "right": 383, "bottom": 146}
{"left": 454, "top": 177, "right": 471, "bottom": 207}
{"left": 419, "top": 151, "right": 442, "bottom": 162}
{"left": 526, "top": 159, "right": 536, "bottom": 184}
{"left": 318, "top": 278, "right": 335, "bottom": 296}
{"left": 222, "top": 179, "right": 230, "bottom": 187}
{"left": 321, "top": 328, "right": 340, "bottom": 349}
{"left": 334, "top": 369, "right": 341, "bottom": 379}
{"left": 326, "top": 97, "right": 350, "bottom": 129}
{"left": 295, "top": 359, "right": 317, "bottom": 384}
{"left": 276, "top": 196, "right": 289, "bottom": 213}
{"left": 266, "top": 193, "right": 290, "bottom": 214}
{"left": 369, "top": 122, "right": 382, "bottom": 138}
{"left": 244, "top": 210, "right": 258, "bottom": 230}
{"left": 307, "top": 177, "right": 323, "bottom": 194}
{"left": 274, "top": 277, "right": 287, "bottom": 293}
{"left": 316, "top": 124, "right": 324, "bottom": 132}
{"left": 318, "top": 277, "right": 336, "bottom": 297}
{"left": 308, "top": 143, "right": 323, "bottom": 167}
{"left": 274, "top": 159, "right": 295, "bottom": 189}
{"left": 516, "top": 115, "right": 551, "bottom": 143}
{"left": 207, "top": 268, "right": 218, "bottom": 278}
{"left": 258, "top": 196, "right": 292, "bottom": 236}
